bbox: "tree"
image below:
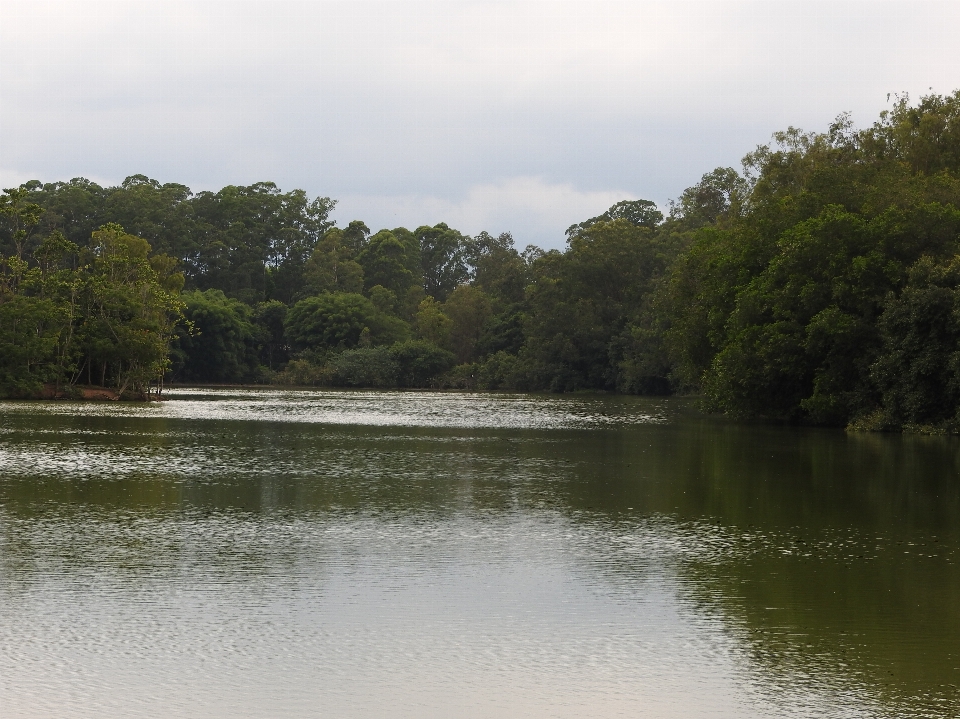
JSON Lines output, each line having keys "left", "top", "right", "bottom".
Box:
{"left": 19, "top": 176, "right": 337, "bottom": 305}
{"left": 78, "top": 224, "right": 185, "bottom": 396}
{"left": 341, "top": 220, "right": 371, "bottom": 255}
{"left": 285, "top": 292, "right": 407, "bottom": 353}
{"left": 254, "top": 300, "right": 289, "bottom": 370}
{"left": 329, "top": 347, "right": 398, "bottom": 387}
{"left": 175, "top": 289, "right": 259, "bottom": 383}
{"left": 34, "top": 231, "right": 84, "bottom": 393}
{"left": 444, "top": 285, "right": 492, "bottom": 363}
{"left": 0, "top": 187, "right": 43, "bottom": 260}
{"left": 368, "top": 285, "right": 398, "bottom": 315}
{"left": 358, "top": 230, "right": 417, "bottom": 297}
{"left": 566, "top": 199, "right": 663, "bottom": 238}
{"left": 466, "top": 231, "right": 528, "bottom": 304}
{"left": 669, "top": 168, "right": 749, "bottom": 229}
{"left": 415, "top": 296, "right": 452, "bottom": 347}
{"left": 0, "top": 295, "right": 66, "bottom": 396}
{"left": 302, "top": 228, "right": 364, "bottom": 296}
{"left": 417, "top": 222, "right": 469, "bottom": 301}
{"left": 522, "top": 219, "right": 667, "bottom": 391}
{"left": 872, "top": 255, "right": 960, "bottom": 427}
{"left": 665, "top": 91, "right": 960, "bottom": 425}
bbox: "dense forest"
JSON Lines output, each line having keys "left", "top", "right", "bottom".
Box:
{"left": 3, "top": 91, "right": 960, "bottom": 431}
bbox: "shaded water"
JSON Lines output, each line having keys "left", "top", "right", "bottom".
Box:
{"left": 0, "top": 389, "right": 957, "bottom": 718}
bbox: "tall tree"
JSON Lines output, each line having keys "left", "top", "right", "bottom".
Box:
{"left": 79, "top": 224, "right": 184, "bottom": 396}
{"left": 358, "top": 230, "right": 418, "bottom": 298}
{"left": 417, "top": 223, "right": 469, "bottom": 301}
{"left": 302, "top": 228, "right": 365, "bottom": 296}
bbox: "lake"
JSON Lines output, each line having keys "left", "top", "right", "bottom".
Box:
{"left": 0, "top": 388, "right": 957, "bottom": 718}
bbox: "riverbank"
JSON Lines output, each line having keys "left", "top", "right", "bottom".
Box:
{"left": 35, "top": 384, "right": 160, "bottom": 401}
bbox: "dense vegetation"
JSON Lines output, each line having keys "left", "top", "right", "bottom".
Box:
{"left": 4, "top": 92, "right": 960, "bottom": 430}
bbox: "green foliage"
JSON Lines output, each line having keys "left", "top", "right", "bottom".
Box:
{"left": 467, "top": 231, "right": 528, "bottom": 304}
{"left": 9, "top": 89, "right": 960, "bottom": 428}
{"left": 0, "top": 219, "right": 183, "bottom": 398}
{"left": 417, "top": 223, "right": 469, "bottom": 301}
{"left": 669, "top": 167, "right": 748, "bottom": 229}
{"left": 78, "top": 225, "right": 184, "bottom": 396}
{"left": 443, "top": 285, "right": 492, "bottom": 363}
{"left": 0, "top": 187, "right": 43, "bottom": 259}
{"left": 175, "top": 289, "right": 259, "bottom": 383}
{"left": 286, "top": 293, "right": 379, "bottom": 351}
{"left": 12, "top": 177, "right": 336, "bottom": 305}
{"left": 0, "top": 295, "right": 66, "bottom": 396}
{"left": 358, "top": 230, "right": 419, "bottom": 297}
{"left": 565, "top": 199, "right": 663, "bottom": 237}
{"left": 665, "top": 90, "right": 960, "bottom": 426}
{"left": 522, "top": 218, "right": 669, "bottom": 391}
{"left": 285, "top": 292, "right": 408, "bottom": 352}
{"left": 277, "top": 358, "right": 331, "bottom": 386}
{"left": 253, "top": 300, "right": 289, "bottom": 370}
{"left": 276, "top": 339, "right": 454, "bottom": 390}
{"left": 341, "top": 220, "right": 371, "bottom": 255}
{"left": 476, "top": 350, "right": 526, "bottom": 390}
{"left": 477, "top": 306, "right": 525, "bottom": 357}
{"left": 415, "top": 296, "right": 452, "bottom": 346}
{"left": 368, "top": 285, "right": 398, "bottom": 315}
{"left": 302, "top": 228, "right": 364, "bottom": 296}
{"left": 614, "top": 321, "right": 672, "bottom": 395}
{"left": 329, "top": 347, "right": 399, "bottom": 387}
{"left": 871, "top": 255, "right": 960, "bottom": 428}
{"left": 389, "top": 340, "right": 455, "bottom": 387}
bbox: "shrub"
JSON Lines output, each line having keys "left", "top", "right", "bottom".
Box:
{"left": 389, "top": 340, "right": 455, "bottom": 387}
{"left": 330, "top": 347, "right": 399, "bottom": 387}
{"left": 277, "top": 359, "right": 331, "bottom": 386}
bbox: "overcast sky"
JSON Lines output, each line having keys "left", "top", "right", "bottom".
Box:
{"left": 2, "top": 1, "right": 959, "bottom": 248}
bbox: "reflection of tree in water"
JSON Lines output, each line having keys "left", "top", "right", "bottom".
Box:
{"left": 671, "top": 521, "right": 959, "bottom": 717}
{"left": 2, "top": 396, "right": 959, "bottom": 716}
{"left": 616, "top": 421, "right": 960, "bottom": 718}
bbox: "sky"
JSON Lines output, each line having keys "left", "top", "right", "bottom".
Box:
{"left": 1, "top": 1, "right": 959, "bottom": 249}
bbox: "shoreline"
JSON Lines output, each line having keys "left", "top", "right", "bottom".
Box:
{"left": 35, "top": 384, "right": 153, "bottom": 402}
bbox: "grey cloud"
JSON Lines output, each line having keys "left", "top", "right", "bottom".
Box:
{"left": 2, "top": 1, "right": 959, "bottom": 247}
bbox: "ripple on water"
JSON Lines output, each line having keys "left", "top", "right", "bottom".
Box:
{"left": 0, "top": 507, "right": 892, "bottom": 719}
{"left": 0, "top": 390, "right": 954, "bottom": 719}
{"left": 0, "top": 388, "right": 668, "bottom": 429}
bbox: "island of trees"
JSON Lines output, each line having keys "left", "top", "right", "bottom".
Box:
{"left": 3, "top": 91, "right": 960, "bottom": 432}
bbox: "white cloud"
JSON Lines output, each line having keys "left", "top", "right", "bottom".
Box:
{"left": 335, "top": 176, "right": 639, "bottom": 249}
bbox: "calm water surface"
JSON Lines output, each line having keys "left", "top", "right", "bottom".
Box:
{"left": 0, "top": 389, "right": 957, "bottom": 718}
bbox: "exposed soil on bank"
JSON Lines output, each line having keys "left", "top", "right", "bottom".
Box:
{"left": 38, "top": 384, "right": 134, "bottom": 401}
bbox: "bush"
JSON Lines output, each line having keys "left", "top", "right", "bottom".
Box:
{"left": 286, "top": 292, "right": 408, "bottom": 352}
{"left": 330, "top": 347, "right": 399, "bottom": 387}
{"left": 276, "top": 358, "right": 331, "bottom": 386}
{"left": 475, "top": 351, "right": 533, "bottom": 391}
{"left": 285, "top": 293, "right": 380, "bottom": 351}
{"left": 389, "top": 340, "right": 455, "bottom": 387}
{"left": 440, "top": 363, "right": 479, "bottom": 390}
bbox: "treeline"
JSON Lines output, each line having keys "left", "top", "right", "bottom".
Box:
{"left": 4, "top": 92, "right": 960, "bottom": 430}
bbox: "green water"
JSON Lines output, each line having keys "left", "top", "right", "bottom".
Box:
{"left": 0, "top": 389, "right": 957, "bottom": 718}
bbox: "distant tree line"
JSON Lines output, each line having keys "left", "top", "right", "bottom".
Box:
{"left": 4, "top": 91, "right": 960, "bottom": 430}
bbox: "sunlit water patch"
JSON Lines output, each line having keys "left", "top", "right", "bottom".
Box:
{"left": 0, "top": 388, "right": 668, "bottom": 429}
